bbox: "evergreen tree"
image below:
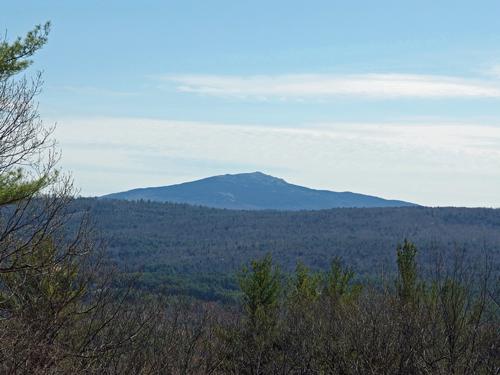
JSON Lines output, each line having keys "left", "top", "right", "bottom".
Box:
{"left": 231, "top": 254, "right": 281, "bottom": 374}
{"left": 396, "top": 239, "right": 421, "bottom": 305}
{"left": 238, "top": 253, "right": 281, "bottom": 328}
{"left": 0, "top": 24, "right": 145, "bottom": 374}
{"left": 0, "top": 22, "right": 50, "bottom": 79}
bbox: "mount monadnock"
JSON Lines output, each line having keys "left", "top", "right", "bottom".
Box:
{"left": 101, "top": 172, "right": 416, "bottom": 210}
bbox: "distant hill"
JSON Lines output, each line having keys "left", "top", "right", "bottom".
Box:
{"left": 101, "top": 172, "right": 416, "bottom": 209}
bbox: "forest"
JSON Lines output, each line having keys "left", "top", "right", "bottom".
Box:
{"left": 69, "top": 198, "right": 500, "bottom": 302}
{"left": 0, "top": 22, "right": 498, "bottom": 375}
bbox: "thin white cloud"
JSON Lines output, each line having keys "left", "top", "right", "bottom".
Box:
{"left": 53, "top": 117, "right": 500, "bottom": 207}
{"left": 161, "top": 73, "right": 500, "bottom": 100}
{"left": 58, "top": 85, "right": 138, "bottom": 97}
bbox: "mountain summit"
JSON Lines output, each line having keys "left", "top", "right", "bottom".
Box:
{"left": 101, "top": 172, "right": 416, "bottom": 210}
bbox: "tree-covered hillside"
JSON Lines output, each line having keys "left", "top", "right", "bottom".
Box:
{"left": 72, "top": 198, "right": 500, "bottom": 301}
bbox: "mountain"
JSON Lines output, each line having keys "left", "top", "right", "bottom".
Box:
{"left": 100, "top": 172, "right": 417, "bottom": 210}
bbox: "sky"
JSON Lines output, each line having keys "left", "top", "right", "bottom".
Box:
{"left": 2, "top": 1, "right": 500, "bottom": 207}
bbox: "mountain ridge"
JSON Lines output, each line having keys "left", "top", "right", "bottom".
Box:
{"left": 101, "top": 172, "right": 417, "bottom": 210}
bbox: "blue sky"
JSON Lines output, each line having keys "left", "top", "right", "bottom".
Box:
{"left": 3, "top": 1, "right": 500, "bottom": 206}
